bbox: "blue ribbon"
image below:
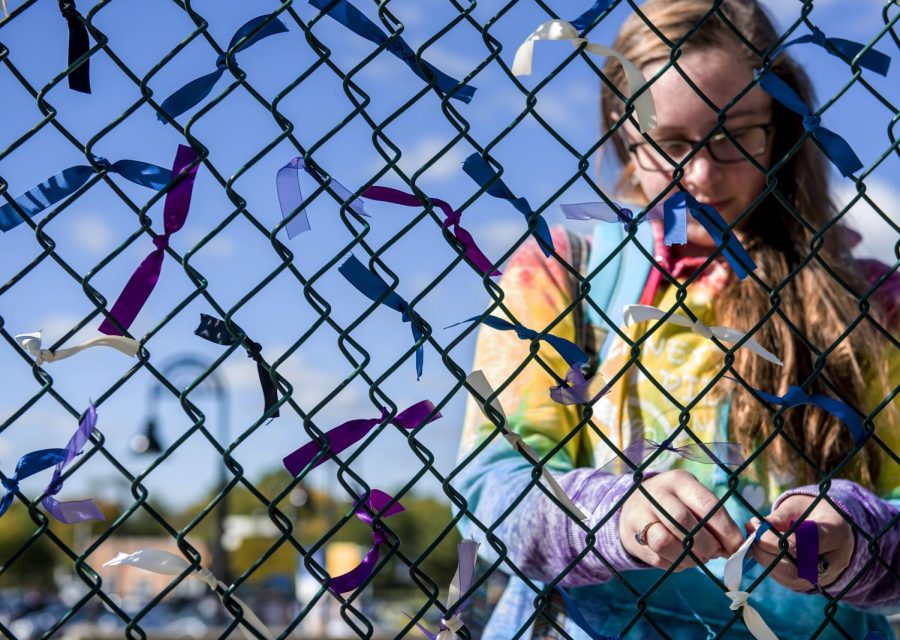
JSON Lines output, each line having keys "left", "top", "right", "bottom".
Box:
{"left": 771, "top": 26, "right": 890, "bottom": 77}
{"left": 462, "top": 153, "right": 555, "bottom": 257}
{"left": 756, "top": 70, "right": 862, "bottom": 177}
{"left": 1, "top": 158, "right": 173, "bottom": 232}
{"left": 863, "top": 632, "right": 888, "bottom": 640}
{"left": 447, "top": 314, "right": 589, "bottom": 369}
{"left": 309, "top": 0, "right": 476, "bottom": 103}
{"left": 0, "top": 449, "right": 68, "bottom": 517}
{"left": 157, "top": 14, "right": 288, "bottom": 121}
{"left": 569, "top": 0, "right": 614, "bottom": 32}
{"left": 60, "top": 0, "right": 91, "bottom": 93}
{"left": 741, "top": 520, "right": 773, "bottom": 574}
{"left": 662, "top": 192, "right": 757, "bottom": 280}
{"left": 746, "top": 383, "right": 866, "bottom": 446}
{"left": 556, "top": 587, "right": 620, "bottom": 639}
{"left": 676, "top": 592, "right": 716, "bottom": 640}
{"left": 338, "top": 255, "right": 425, "bottom": 379}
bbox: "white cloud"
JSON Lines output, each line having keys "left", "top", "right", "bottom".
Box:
{"left": 832, "top": 179, "right": 899, "bottom": 261}
{"left": 70, "top": 214, "right": 115, "bottom": 255}
{"left": 478, "top": 218, "right": 527, "bottom": 257}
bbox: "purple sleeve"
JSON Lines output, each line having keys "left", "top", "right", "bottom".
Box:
{"left": 773, "top": 479, "right": 900, "bottom": 609}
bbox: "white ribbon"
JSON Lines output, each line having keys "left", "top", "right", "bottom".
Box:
{"left": 723, "top": 535, "right": 780, "bottom": 640}
{"left": 1, "top": 0, "right": 8, "bottom": 18}
{"left": 622, "top": 304, "right": 784, "bottom": 366}
{"left": 466, "top": 370, "right": 589, "bottom": 522}
{"left": 512, "top": 19, "right": 657, "bottom": 132}
{"left": 15, "top": 330, "right": 139, "bottom": 365}
{"left": 104, "top": 549, "right": 275, "bottom": 640}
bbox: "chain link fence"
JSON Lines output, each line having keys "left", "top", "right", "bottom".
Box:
{"left": 0, "top": 0, "right": 898, "bottom": 638}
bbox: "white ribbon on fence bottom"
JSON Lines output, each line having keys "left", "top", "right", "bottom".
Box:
{"left": 622, "top": 304, "right": 783, "bottom": 366}
{"left": 512, "top": 19, "right": 657, "bottom": 132}
{"left": 15, "top": 330, "right": 139, "bottom": 365}
{"left": 104, "top": 549, "right": 275, "bottom": 640}
{"left": 466, "top": 370, "right": 589, "bottom": 522}
{"left": 723, "top": 535, "right": 780, "bottom": 640}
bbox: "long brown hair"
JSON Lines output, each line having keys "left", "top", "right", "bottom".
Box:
{"left": 600, "top": 0, "right": 888, "bottom": 488}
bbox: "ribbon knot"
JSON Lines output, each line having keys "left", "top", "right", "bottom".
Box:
{"left": 690, "top": 318, "right": 714, "bottom": 339}
{"left": 58, "top": 0, "right": 78, "bottom": 17}
{"left": 215, "top": 53, "right": 229, "bottom": 69}
{"left": 725, "top": 590, "right": 750, "bottom": 611}
{"left": 195, "top": 567, "right": 219, "bottom": 591}
{"left": 1, "top": 476, "right": 18, "bottom": 492}
{"left": 245, "top": 340, "right": 262, "bottom": 359}
{"left": 92, "top": 156, "right": 112, "bottom": 171}
{"left": 808, "top": 26, "right": 828, "bottom": 47}
{"left": 152, "top": 234, "right": 170, "bottom": 251}
{"left": 441, "top": 615, "right": 464, "bottom": 633}
{"left": 802, "top": 114, "right": 821, "bottom": 132}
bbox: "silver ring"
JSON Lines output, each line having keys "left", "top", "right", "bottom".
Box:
{"left": 818, "top": 556, "right": 830, "bottom": 576}
{"left": 635, "top": 521, "right": 657, "bottom": 546}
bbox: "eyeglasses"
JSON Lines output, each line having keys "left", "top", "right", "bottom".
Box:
{"left": 626, "top": 123, "right": 774, "bottom": 171}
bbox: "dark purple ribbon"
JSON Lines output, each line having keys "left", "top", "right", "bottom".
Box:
{"left": 60, "top": 0, "right": 91, "bottom": 94}
{"left": 283, "top": 400, "right": 440, "bottom": 476}
{"left": 549, "top": 365, "right": 612, "bottom": 405}
{"left": 42, "top": 402, "right": 104, "bottom": 524}
{"left": 794, "top": 519, "right": 819, "bottom": 584}
{"left": 361, "top": 186, "right": 500, "bottom": 277}
{"left": 99, "top": 144, "right": 199, "bottom": 335}
{"left": 328, "top": 489, "right": 404, "bottom": 594}
{"left": 194, "top": 314, "right": 280, "bottom": 419}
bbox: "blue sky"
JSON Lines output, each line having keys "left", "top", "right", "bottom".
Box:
{"left": 0, "top": 0, "right": 897, "bottom": 520}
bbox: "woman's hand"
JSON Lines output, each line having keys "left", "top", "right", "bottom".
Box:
{"left": 745, "top": 495, "right": 854, "bottom": 590}
{"left": 620, "top": 469, "right": 745, "bottom": 570}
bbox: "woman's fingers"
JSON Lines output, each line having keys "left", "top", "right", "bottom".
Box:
{"left": 651, "top": 492, "right": 720, "bottom": 563}
{"left": 673, "top": 478, "right": 744, "bottom": 555}
{"left": 750, "top": 546, "right": 811, "bottom": 591}
{"left": 642, "top": 520, "right": 695, "bottom": 570}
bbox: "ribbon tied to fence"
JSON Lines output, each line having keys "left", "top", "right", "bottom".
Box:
{"left": 283, "top": 400, "right": 440, "bottom": 476}
{"left": 15, "top": 330, "right": 139, "bottom": 365}
{"left": 771, "top": 25, "right": 890, "bottom": 76}
{"left": 0, "top": 449, "right": 67, "bottom": 517}
{"left": 59, "top": 0, "right": 91, "bottom": 93}
{"left": 157, "top": 14, "right": 288, "bottom": 121}
{"left": 549, "top": 365, "right": 612, "bottom": 405}
{"left": 408, "top": 539, "right": 479, "bottom": 640}
{"left": 723, "top": 522, "right": 780, "bottom": 640}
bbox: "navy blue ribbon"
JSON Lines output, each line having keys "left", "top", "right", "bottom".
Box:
{"left": 462, "top": 153, "right": 554, "bottom": 257}
{"left": 0, "top": 449, "right": 67, "bottom": 517}
{"left": 448, "top": 314, "right": 588, "bottom": 369}
{"left": 195, "top": 314, "right": 280, "bottom": 419}
{"left": 157, "top": 14, "right": 288, "bottom": 121}
{"left": 745, "top": 382, "right": 866, "bottom": 446}
{"left": 309, "top": 0, "right": 476, "bottom": 103}
{"left": 771, "top": 26, "right": 890, "bottom": 76}
{"left": 556, "top": 587, "right": 620, "bottom": 639}
{"left": 756, "top": 70, "right": 862, "bottom": 177}
{"left": 569, "top": 0, "right": 614, "bottom": 32}
{"left": 0, "top": 158, "right": 173, "bottom": 232}
{"left": 60, "top": 1, "right": 91, "bottom": 93}
{"left": 742, "top": 520, "right": 773, "bottom": 574}
{"left": 338, "top": 255, "right": 426, "bottom": 379}
{"left": 663, "top": 192, "right": 757, "bottom": 280}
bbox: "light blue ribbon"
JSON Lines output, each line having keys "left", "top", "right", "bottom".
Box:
{"left": 1, "top": 158, "right": 172, "bottom": 232}
{"left": 309, "top": 0, "right": 476, "bottom": 103}
{"left": 462, "top": 153, "right": 555, "bottom": 257}
{"left": 447, "top": 314, "right": 589, "bottom": 368}
{"left": 157, "top": 14, "right": 288, "bottom": 121}
{"left": 756, "top": 70, "right": 862, "bottom": 177}
{"left": 0, "top": 449, "right": 67, "bottom": 517}
{"left": 770, "top": 25, "right": 890, "bottom": 76}
{"left": 338, "top": 255, "right": 425, "bottom": 379}
{"left": 662, "top": 192, "right": 757, "bottom": 280}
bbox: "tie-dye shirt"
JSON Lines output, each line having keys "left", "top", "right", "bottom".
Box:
{"left": 455, "top": 224, "right": 899, "bottom": 639}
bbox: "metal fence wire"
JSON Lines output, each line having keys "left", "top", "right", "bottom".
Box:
{"left": 0, "top": 0, "right": 898, "bottom": 638}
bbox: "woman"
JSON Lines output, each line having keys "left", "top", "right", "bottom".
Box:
{"left": 455, "top": 1, "right": 899, "bottom": 638}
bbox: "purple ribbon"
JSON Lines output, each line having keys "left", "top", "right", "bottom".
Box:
{"left": 409, "top": 539, "right": 479, "bottom": 639}
{"left": 794, "top": 519, "right": 819, "bottom": 584}
{"left": 99, "top": 144, "right": 199, "bottom": 335}
{"left": 328, "top": 489, "right": 404, "bottom": 594}
{"left": 361, "top": 186, "right": 500, "bottom": 277}
{"left": 549, "top": 365, "right": 612, "bottom": 405}
{"left": 283, "top": 400, "right": 440, "bottom": 476}
{"left": 1, "top": 449, "right": 67, "bottom": 517}
{"left": 42, "top": 402, "right": 104, "bottom": 524}
{"left": 604, "top": 434, "right": 745, "bottom": 469}
{"left": 276, "top": 157, "right": 369, "bottom": 238}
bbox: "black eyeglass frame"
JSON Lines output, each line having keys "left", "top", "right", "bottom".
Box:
{"left": 625, "top": 123, "right": 776, "bottom": 170}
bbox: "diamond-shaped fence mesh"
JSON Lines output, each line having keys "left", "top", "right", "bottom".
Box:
{"left": 0, "top": 0, "right": 898, "bottom": 638}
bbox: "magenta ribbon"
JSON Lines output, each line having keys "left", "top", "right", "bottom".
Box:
{"left": 328, "top": 489, "right": 404, "bottom": 594}
{"left": 361, "top": 186, "right": 500, "bottom": 277}
{"left": 283, "top": 400, "right": 441, "bottom": 476}
{"left": 99, "top": 144, "right": 200, "bottom": 335}
{"left": 42, "top": 402, "right": 105, "bottom": 524}
{"left": 549, "top": 365, "right": 612, "bottom": 405}
{"left": 794, "top": 519, "right": 819, "bottom": 584}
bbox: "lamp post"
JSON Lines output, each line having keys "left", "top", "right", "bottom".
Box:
{"left": 133, "top": 354, "right": 231, "bottom": 583}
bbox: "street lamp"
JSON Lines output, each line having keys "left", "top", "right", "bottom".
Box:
{"left": 133, "top": 354, "right": 231, "bottom": 583}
